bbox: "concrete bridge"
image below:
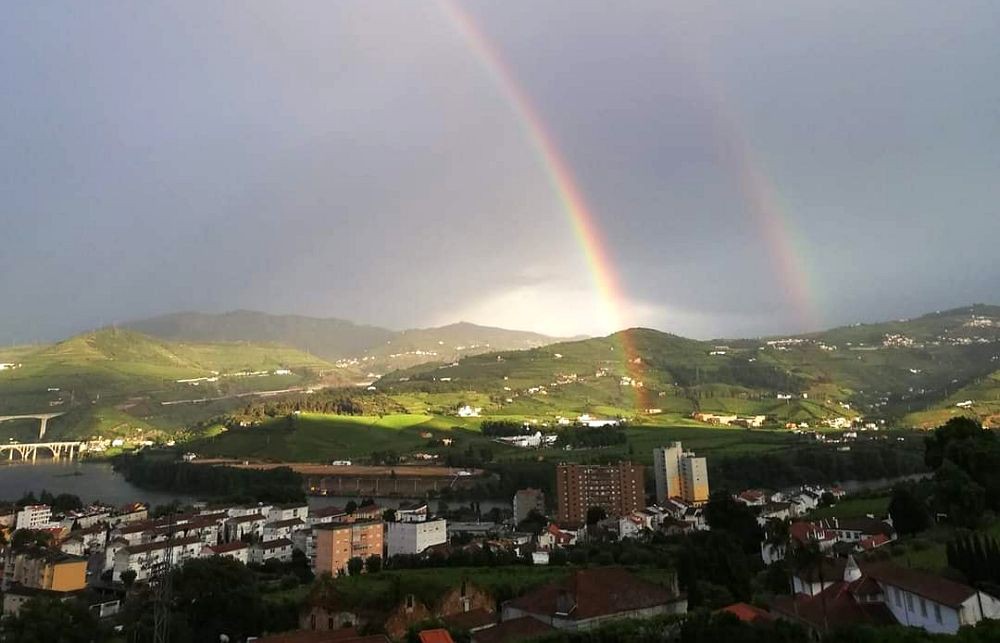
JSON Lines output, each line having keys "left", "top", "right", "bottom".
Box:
{"left": 0, "top": 441, "right": 82, "bottom": 462}
{"left": 0, "top": 412, "right": 64, "bottom": 440}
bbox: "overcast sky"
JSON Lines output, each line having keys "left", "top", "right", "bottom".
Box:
{"left": 2, "top": 1, "right": 998, "bottom": 343}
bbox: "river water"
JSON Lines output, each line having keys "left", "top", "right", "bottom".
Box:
{"left": 0, "top": 461, "right": 511, "bottom": 513}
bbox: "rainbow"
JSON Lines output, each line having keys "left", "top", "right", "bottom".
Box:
{"left": 438, "top": 1, "right": 824, "bottom": 339}
{"left": 437, "top": 0, "right": 652, "bottom": 412}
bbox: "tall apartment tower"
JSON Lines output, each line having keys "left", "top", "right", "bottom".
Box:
{"left": 653, "top": 443, "right": 683, "bottom": 503}
{"left": 653, "top": 442, "right": 709, "bottom": 504}
{"left": 556, "top": 462, "right": 645, "bottom": 528}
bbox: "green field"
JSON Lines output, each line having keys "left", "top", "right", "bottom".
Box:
{"left": 189, "top": 413, "right": 499, "bottom": 462}
{"left": 809, "top": 495, "right": 891, "bottom": 520}
{"left": 186, "top": 411, "right": 807, "bottom": 464}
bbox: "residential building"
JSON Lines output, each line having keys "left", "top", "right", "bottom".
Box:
{"left": 113, "top": 536, "right": 204, "bottom": 582}
{"left": 225, "top": 513, "right": 267, "bottom": 542}
{"left": 501, "top": 567, "right": 686, "bottom": 630}
{"left": 205, "top": 541, "right": 250, "bottom": 564}
{"left": 513, "top": 489, "right": 545, "bottom": 525}
{"left": 309, "top": 506, "right": 348, "bottom": 527}
{"left": 15, "top": 505, "right": 52, "bottom": 530}
{"left": 395, "top": 503, "right": 430, "bottom": 523}
{"left": 7, "top": 550, "right": 87, "bottom": 592}
{"left": 774, "top": 556, "right": 1000, "bottom": 635}
{"left": 313, "top": 520, "right": 384, "bottom": 576}
{"left": 267, "top": 504, "right": 309, "bottom": 523}
{"left": 386, "top": 519, "right": 447, "bottom": 557}
{"left": 555, "top": 462, "right": 644, "bottom": 528}
{"left": 264, "top": 518, "right": 306, "bottom": 541}
{"left": 471, "top": 617, "right": 554, "bottom": 643}
{"left": 250, "top": 538, "right": 294, "bottom": 565}
{"left": 653, "top": 443, "right": 709, "bottom": 504}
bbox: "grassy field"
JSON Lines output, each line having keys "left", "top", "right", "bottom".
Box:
{"left": 809, "top": 495, "right": 891, "bottom": 520}
{"left": 189, "top": 413, "right": 499, "bottom": 462}
{"left": 186, "top": 411, "right": 806, "bottom": 465}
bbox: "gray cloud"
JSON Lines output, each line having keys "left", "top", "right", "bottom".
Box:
{"left": 1, "top": 1, "right": 998, "bottom": 343}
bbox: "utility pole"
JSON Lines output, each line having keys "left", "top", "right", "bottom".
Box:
{"left": 151, "top": 515, "right": 175, "bottom": 643}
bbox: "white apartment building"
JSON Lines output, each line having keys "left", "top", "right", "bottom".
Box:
{"left": 267, "top": 504, "right": 308, "bottom": 523}
{"left": 113, "top": 536, "right": 204, "bottom": 582}
{"left": 15, "top": 505, "right": 52, "bottom": 530}
{"left": 224, "top": 513, "right": 266, "bottom": 542}
{"left": 249, "top": 538, "right": 294, "bottom": 565}
{"left": 386, "top": 519, "right": 447, "bottom": 557}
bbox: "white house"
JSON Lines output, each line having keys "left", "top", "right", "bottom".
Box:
{"left": 249, "top": 538, "right": 294, "bottom": 565}
{"left": 395, "top": 503, "right": 430, "bottom": 523}
{"left": 386, "top": 519, "right": 447, "bottom": 557}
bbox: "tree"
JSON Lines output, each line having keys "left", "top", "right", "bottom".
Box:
{"left": 3, "top": 596, "right": 106, "bottom": 642}
{"left": 703, "top": 492, "right": 762, "bottom": 553}
{"left": 120, "top": 569, "right": 137, "bottom": 588}
{"left": 345, "top": 500, "right": 358, "bottom": 514}
{"left": 347, "top": 556, "right": 365, "bottom": 576}
{"left": 888, "top": 485, "right": 932, "bottom": 536}
{"left": 518, "top": 509, "right": 548, "bottom": 535}
{"left": 10, "top": 529, "right": 53, "bottom": 550}
{"left": 383, "top": 508, "right": 397, "bottom": 522}
{"left": 586, "top": 506, "right": 608, "bottom": 526}
{"left": 365, "top": 555, "right": 382, "bottom": 574}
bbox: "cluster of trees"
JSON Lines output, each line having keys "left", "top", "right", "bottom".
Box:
{"left": 120, "top": 557, "right": 299, "bottom": 642}
{"left": 555, "top": 426, "right": 627, "bottom": 449}
{"left": 112, "top": 454, "right": 305, "bottom": 503}
{"left": 224, "top": 389, "right": 405, "bottom": 425}
{"left": 14, "top": 490, "right": 83, "bottom": 514}
{"left": 947, "top": 534, "right": 1000, "bottom": 592}
{"left": 923, "top": 417, "right": 1000, "bottom": 527}
{"left": 710, "top": 441, "right": 926, "bottom": 490}
{"left": 480, "top": 420, "right": 529, "bottom": 437}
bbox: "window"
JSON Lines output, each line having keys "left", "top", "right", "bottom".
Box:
{"left": 905, "top": 594, "right": 913, "bottom": 612}
{"left": 894, "top": 588, "right": 902, "bottom": 607}
{"left": 934, "top": 604, "right": 942, "bottom": 623}
{"left": 920, "top": 598, "right": 927, "bottom": 617}
{"left": 328, "top": 617, "right": 334, "bottom": 630}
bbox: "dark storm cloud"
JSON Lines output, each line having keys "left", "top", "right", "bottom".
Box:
{"left": 1, "top": 1, "right": 998, "bottom": 342}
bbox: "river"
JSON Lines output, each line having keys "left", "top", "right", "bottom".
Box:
{"left": 0, "top": 461, "right": 511, "bottom": 513}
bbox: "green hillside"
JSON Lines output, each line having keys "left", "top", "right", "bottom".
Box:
{"left": 0, "top": 328, "right": 344, "bottom": 441}
{"left": 126, "top": 310, "right": 394, "bottom": 361}
{"left": 378, "top": 306, "right": 1000, "bottom": 427}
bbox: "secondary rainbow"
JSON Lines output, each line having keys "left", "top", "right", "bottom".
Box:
{"left": 438, "top": 0, "right": 650, "bottom": 409}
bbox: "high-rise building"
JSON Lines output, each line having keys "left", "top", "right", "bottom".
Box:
{"left": 556, "top": 462, "right": 645, "bottom": 528}
{"left": 313, "top": 520, "right": 384, "bottom": 576}
{"left": 513, "top": 488, "right": 546, "bottom": 524}
{"left": 653, "top": 442, "right": 709, "bottom": 504}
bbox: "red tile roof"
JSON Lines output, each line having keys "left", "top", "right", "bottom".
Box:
{"left": 417, "top": 629, "right": 454, "bottom": 643}
{"left": 865, "top": 562, "right": 976, "bottom": 608}
{"left": 471, "top": 618, "right": 554, "bottom": 643}
{"left": 719, "top": 602, "right": 775, "bottom": 623}
{"left": 772, "top": 580, "right": 896, "bottom": 630}
{"left": 504, "top": 567, "right": 679, "bottom": 621}
{"left": 440, "top": 607, "right": 495, "bottom": 631}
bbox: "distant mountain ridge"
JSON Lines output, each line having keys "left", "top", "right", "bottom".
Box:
{"left": 125, "top": 311, "right": 572, "bottom": 370}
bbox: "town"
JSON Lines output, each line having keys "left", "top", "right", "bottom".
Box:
{"left": 3, "top": 423, "right": 999, "bottom": 642}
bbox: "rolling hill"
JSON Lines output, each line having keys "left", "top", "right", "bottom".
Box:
{"left": 0, "top": 328, "right": 345, "bottom": 440}
{"left": 126, "top": 311, "right": 570, "bottom": 373}
{"left": 377, "top": 305, "right": 1000, "bottom": 426}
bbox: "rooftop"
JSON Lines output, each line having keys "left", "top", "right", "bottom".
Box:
{"left": 124, "top": 536, "right": 201, "bottom": 555}
{"left": 470, "top": 617, "right": 554, "bottom": 643}
{"left": 504, "top": 567, "right": 679, "bottom": 620}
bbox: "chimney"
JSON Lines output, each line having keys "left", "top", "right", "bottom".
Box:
{"left": 844, "top": 555, "right": 862, "bottom": 583}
